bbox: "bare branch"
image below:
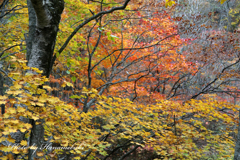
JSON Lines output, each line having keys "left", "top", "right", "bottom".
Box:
{"left": 54, "top": 0, "right": 131, "bottom": 62}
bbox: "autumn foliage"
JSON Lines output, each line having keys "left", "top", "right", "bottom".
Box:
{"left": 0, "top": 0, "right": 240, "bottom": 159}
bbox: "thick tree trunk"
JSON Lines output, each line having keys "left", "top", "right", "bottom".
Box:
{"left": 27, "top": 0, "right": 64, "bottom": 77}
{"left": 26, "top": 0, "right": 64, "bottom": 159}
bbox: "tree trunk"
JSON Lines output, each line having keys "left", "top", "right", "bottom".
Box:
{"left": 0, "top": 73, "right": 4, "bottom": 115}
{"left": 26, "top": 0, "right": 36, "bottom": 62}
{"left": 27, "top": 0, "right": 64, "bottom": 77}
{"left": 26, "top": 0, "right": 64, "bottom": 159}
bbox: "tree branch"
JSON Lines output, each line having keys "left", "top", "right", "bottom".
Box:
{"left": 51, "top": 0, "right": 131, "bottom": 68}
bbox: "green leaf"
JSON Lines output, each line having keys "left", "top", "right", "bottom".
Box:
{"left": 56, "top": 52, "right": 59, "bottom": 58}
{"left": 77, "top": 56, "right": 82, "bottom": 61}
{"left": 71, "top": 76, "right": 76, "bottom": 82}
{"left": 84, "top": 57, "right": 89, "bottom": 61}
{"left": 70, "top": 95, "right": 82, "bottom": 99}
{"left": 67, "top": 62, "right": 71, "bottom": 67}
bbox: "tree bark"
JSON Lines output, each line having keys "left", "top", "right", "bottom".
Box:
{"left": 0, "top": 73, "right": 4, "bottom": 115}
{"left": 26, "top": 0, "right": 36, "bottom": 62}
{"left": 27, "top": 0, "right": 64, "bottom": 77}
{"left": 27, "top": 0, "right": 64, "bottom": 159}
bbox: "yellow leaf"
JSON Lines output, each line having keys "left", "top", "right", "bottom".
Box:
{"left": 0, "top": 95, "right": 7, "bottom": 100}
{"left": 7, "top": 153, "right": 14, "bottom": 159}
{"left": 24, "top": 123, "right": 32, "bottom": 129}
{"left": 23, "top": 65, "right": 30, "bottom": 70}
{"left": 20, "top": 128, "right": 27, "bottom": 132}
{"left": 0, "top": 100, "right": 6, "bottom": 105}
{"left": 0, "top": 137, "right": 6, "bottom": 142}
{"left": 220, "top": 0, "right": 226, "bottom": 4}
{"left": 61, "top": 140, "right": 69, "bottom": 147}
{"left": 36, "top": 122, "right": 41, "bottom": 125}
{"left": 6, "top": 90, "right": 14, "bottom": 94}
{"left": 36, "top": 151, "right": 44, "bottom": 156}
{"left": 12, "top": 149, "right": 20, "bottom": 154}
{"left": 61, "top": 83, "right": 66, "bottom": 88}
{"left": 7, "top": 137, "right": 16, "bottom": 143}
{"left": 17, "top": 97, "right": 27, "bottom": 103}
{"left": 82, "top": 87, "right": 89, "bottom": 93}
{"left": 66, "top": 81, "right": 73, "bottom": 87}
{"left": 43, "top": 85, "right": 52, "bottom": 91}
{"left": 47, "top": 97, "right": 59, "bottom": 103}
{"left": 7, "top": 90, "right": 23, "bottom": 95}
{"left": 31, "top": 67, "right": 40, "bottom": 72}
{"left": 8, "top": 108, "right": 16, "bottom": 114}
{"left": 14, "top": 84, "right": 22, "bottom": 89}
{"left": 23, "top": 149, "right": 28, "bottom": 154}
{"left": 30, "top": 101, "right": 36, "bottom": 105}
{"left": 54, "top": 136, "right": 61, "bottom": 140}
{"left": 0, "top": 156, "right": 9, "bottom": 160}
{"left": 11, "top": 120, "right": 19, "bottom": 124}
{"left": 9, "top": 128, "right": 18, "bottom": 133}
{"left": 46, "top": 121, "right": 55, "bottom": 126}
{"left": 26, "top": 111, "right": 33, "bottom": 117}
{"left": 165, "top": 1, "right": 169, "bottom": 7}
{"left": 20, "top": 140, "right": 28, "bottom": 146}
{"left": 38, "top": 96, "right": 47, "bottom": 103}
{"left": 32, "top": 115, "right": 39, "bottom": 120}
{"left": 36, "top": 102, "right": 44, "bottom": 107}
{"left": 17, "top": 107, "right": 26, "bottom": 113}
{"left": 17, "top": 59, "right": 27, "bottom": 63}
{"left": 165, "top": 0, "right": 175, "bottom": 7}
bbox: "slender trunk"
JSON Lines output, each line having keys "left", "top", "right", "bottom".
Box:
{"left": 0, "top": 73, "right": 4, "bottom": 115}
